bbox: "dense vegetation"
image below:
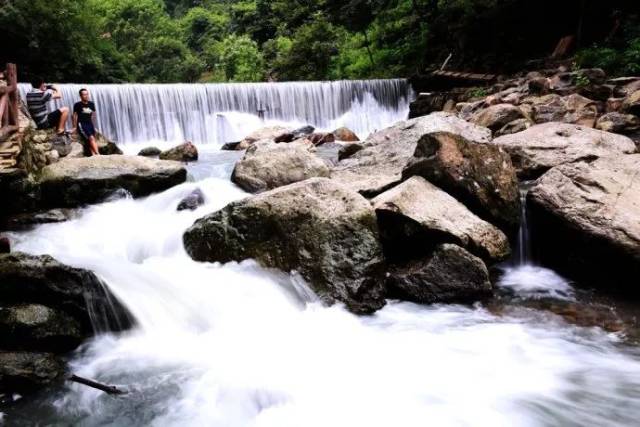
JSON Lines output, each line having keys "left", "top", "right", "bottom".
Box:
{"left": 0, "top": 0, "right": 638, "bottom": 83}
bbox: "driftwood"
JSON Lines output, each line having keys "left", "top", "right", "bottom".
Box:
{"left": 68, "top": 374, "right": 128, "bottom": 395}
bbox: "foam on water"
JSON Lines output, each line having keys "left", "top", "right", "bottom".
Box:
{"left": 5, "top": 149, "right": 640, "bottom": 426}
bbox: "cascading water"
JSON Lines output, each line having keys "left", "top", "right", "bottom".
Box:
{"left": 19, "top": 80, "right": 413, "bottom": 146}
{"left": 3, "top": 146, "right": 640, "bottom": 426}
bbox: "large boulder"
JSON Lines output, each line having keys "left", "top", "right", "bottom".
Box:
{"left": 386, "top": 244, "right": 492, "bottom": 304}
{"left": 159, "top": 142, "right": 198, "bottom": 162}
{"left": 331, "top": 112, "right": 492, "bottom": 197}
{"left": 38, "top": 155, "right": 187, "bottom": 208}
{"left": 0, "top": 252, "right": 133, "bottom": 393}
{"left": 493, "top": 122, "right": 637, "bottom": 179}
{"left": 237, "top": 126, "right": 290, "bottom": 150}
{"left": 402, "top": 131, "right": 521, "bottom": 233}
{"left": 595, "top": 112, "right": 640, "bottom": 134}
{"left": 622, "top": 90, "right": 640, "bottom": 116}
{"left": 231, "top": 140, "right": 330, "bottom": 193}
{"left": 528, "top": 154, "right": 640, "bottom": 290}
{"left": 183, "top": 178, "right": 385, "bottom": 313}
{"left": 372, "top": 176, "right": 510, "bottom": 263}
{"left": 471, "top": 104, "right": 524, "bottom": 133}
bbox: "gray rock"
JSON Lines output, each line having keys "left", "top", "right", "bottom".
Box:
{"left": 386, "top": 244, "right": 492, "bottom": 304}
{"left": 231, "top": 140, "right": 330, "bottom": 193}
{"left": 237, "top": 126, "right": 291, "bottom": 150}
{"left": 3, "top": 208, "right": 72, "bottom": 231}
{"left": 495, "top": 118, "right": 533, "bottom": 136}
{"left": 596, "top": 112, "right": 640, "bottom": 134}
{"left": 528, "top": 154, "right": 640, "bottom": 290}
{"left": 138, "top": 146, "right": 162, "bottom": 157}
{"left": 38, "top": 155, "right": 187, "bottom": 208}
{"left": 622, "top": 90, "right": 640, "bottom": 116}
{"left": 493, "top": 122, "right": 637, "bottom": 179}
{"left": 402, "top": 131, "right": 521, "bottom": 233}
{"left": 177, "top": 188, "right": 205, "bottom": 211}
{"left": 372, "top": 176, "right": 510, "bottom": 263}
{"left": 183, "top": 178, "right": 385, "bottom": 313}
{"left": 332, "top": 112, "right": 492, "bottom": 197}
{"left": 159, "top": 142, "right": 198, "bottom": 162}
{"left": 338, "top": 142, "right": 364, "bottom": 160}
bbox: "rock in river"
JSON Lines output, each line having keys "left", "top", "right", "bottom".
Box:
{"left": 159, "top": 141, "right": 198, "bottom": 162}
{"left": 372, "top": 176, "right": 510, "bottom": 263}
{"left": 402, "top": 131, "right": 521, "bottom": 233}
{"left": 38, "top": 155, "right": 187, "bottom": 208}
{"left": 493, "top": 122, "right": 637, "bottom": 179}
{"left": 528, "top": 154, "right": 640, "bottom": 290}
{"left": 183, "top": 178, "right": 385, "bottom": 313}
{"left": 231, "top": 140, "right": 330, "bottom": 193}
{"left": 386, "top": 244, "right": 492, "bottom": 304}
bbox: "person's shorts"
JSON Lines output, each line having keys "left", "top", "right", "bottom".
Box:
{"left": 43, "top": 109, "right": 62, "bottom": 129}
{"left": 78, "top": 122, "right": 96, "bottom": 140}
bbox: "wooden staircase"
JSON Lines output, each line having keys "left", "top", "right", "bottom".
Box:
{"left": 0, "top": 63, "right": 20, "bottom": 175}
{"left": 0, "top": 138, "right": 20, "bottom": 170}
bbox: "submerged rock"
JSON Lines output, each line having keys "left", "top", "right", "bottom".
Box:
{"left": 159, "top": 142, "right": 198, "bottom": 162}
{"left": 373, "top": 176, "right": 510, "bottom": 263}
{"left": 528, "top": 154, "right": 640, "bottom": 290}
{"left": 177, "top": 188, "right": 205, "bottom": 211}
{"left": 402, "top": 131, "right": 520, "bottom": 233}
{"left": 493, "top": 122, "right": 637, "bottom": 179}
{"left": 386, "top": 244, "right": 492, "bottom": 304}
{"left": 184, "top": 178, "right": 385, "bottom": 313}
{"left": 38, "top": 155, "right": 187, "bottom": 208}
{"left": 231, "top": 140, "right": 330, "bottom": 193}
{"left": 332, "top": 112, "right": 492, "bottom": 197}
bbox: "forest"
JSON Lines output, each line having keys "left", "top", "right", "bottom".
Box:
{"left": 0, "top": 0, "right": 639, "bottom": 83}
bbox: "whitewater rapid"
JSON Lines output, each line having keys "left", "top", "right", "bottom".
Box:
{"left": 4, "top": 146, "right": 640, "bottom": 426}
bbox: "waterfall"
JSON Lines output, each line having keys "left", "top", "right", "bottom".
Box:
{"left": 515, "top": 182, "right": 533, "bottom": 265}
{"left": 19, "top": 80, "right": 413, "bottom": 145}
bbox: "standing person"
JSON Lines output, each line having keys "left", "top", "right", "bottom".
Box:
{"left": 26, "top": 77, "right": 69, "bottom": 134}
{"left": 73, "top": 88, "right": 99, "bottom": 156}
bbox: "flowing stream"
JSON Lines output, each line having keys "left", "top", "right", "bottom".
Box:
{"left": 4, "top": 84, "right": 640, "bottom": 425}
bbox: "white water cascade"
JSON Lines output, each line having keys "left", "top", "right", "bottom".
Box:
{"left": 19, "top": 80, "right": 413, "bottom": 146}
{"left": 4, "top": 147, "right": 640, "bottom": 426}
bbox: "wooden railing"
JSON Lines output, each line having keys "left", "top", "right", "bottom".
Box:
{"left": 0, "top": 63, "right": 19, "bottom": 143}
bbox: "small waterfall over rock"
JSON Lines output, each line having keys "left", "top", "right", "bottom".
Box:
{"left": 515, "top": 182, "right": 534, "bottom": 265}
{"left": 20, "top": 79, "right": 413, "bottom": 145}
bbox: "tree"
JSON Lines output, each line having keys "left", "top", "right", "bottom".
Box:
{"left": 206, "top": 34, "right": 265, "bottom": 82}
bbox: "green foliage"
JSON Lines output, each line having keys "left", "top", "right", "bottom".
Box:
{"left": 467, "top": 87, "right": 488, "bottom": 99}
{"left": 206, "top": 35, "right": 265, "bottom": 82}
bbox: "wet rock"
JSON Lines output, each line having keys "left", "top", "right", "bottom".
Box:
{"left": 231, "top": 140, "right": 330, "bottom": 193}
{"left": 138, "top": 146, "right": 161, "bottom": 157}
{"left": 177, "top": 188, "right": 205, "bottom": 211}
{"left": 0, "top": 252, "right": 133, "bottom": 334}
{"left": 96, "top": 133, "right": 123, "bottom": 155}
{"left": 332, "top": 127, "right": 360, "bottom": 141}
{"left": 338, "top": 142, "right": 364, "bottom": 160}
{"left": 386, "top": 244, "right": 492, "bottom": 304}
{"left": 0, "top": 352, "right": 64, "bottom": 394}
{"left": 493, "top": 122, "right": 637, "bottom": 179}
{"left": 2, "top": 208, "right": 72, "bottom": 231}
{"left": 238, "top": 126, "right": 290, "bottom": 150}
{"left": 274, "top": 125, "right": 315, "bottom": 143}
{"left": 596, "top": 112, "right": 640, "bottom": 134}
{"left": 373, "top": 176, "right": 510, "bottom": 263}
{"left": 184, "top": 178, "right": 385, "bottom": 314}
{"left": 159, "top": 142, "right": 198, "bottom": 162}
{"left": 38, "top": 155, "right": 187, "bottom": 208}
{"left": 332, "top": 112, "right": 492, "bottom": 197}
{"left": 221, "top": 141, "right": 241, "bottom": 151}
{"left": 528, "top": 154, "right": 640, "bottom": 290}
{"left": 307, "top": 132, "right": 335, "bottom": 146}
{"left": 402, "top": 131, "right": 520, "bottom": 233}
{"left": 0, "top": 304, "right": 83, "bottom": 352}
{"left": 471, "top": 104, "right": 524, "bottom": 133}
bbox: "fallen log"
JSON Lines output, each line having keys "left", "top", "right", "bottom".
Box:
{"left": 68, "top": 374, "right": 128, "bottom": 395}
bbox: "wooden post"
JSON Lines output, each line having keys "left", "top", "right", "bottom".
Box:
{"left": 6, "top": 63, "right": 18, "bottom": 126}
